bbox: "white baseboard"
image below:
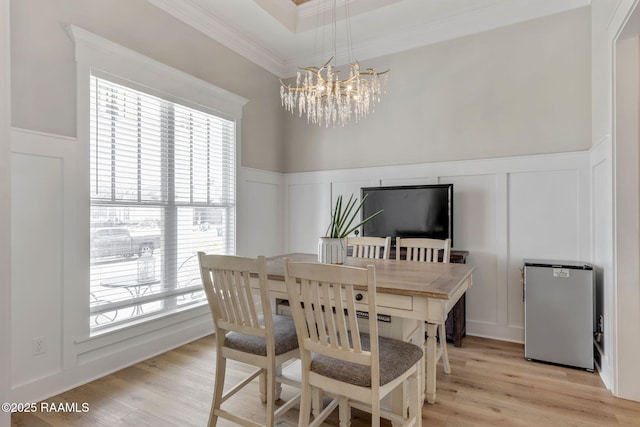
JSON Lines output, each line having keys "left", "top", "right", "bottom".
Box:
{"left": 11, "top": 315, "right": 213, "bottom": 404}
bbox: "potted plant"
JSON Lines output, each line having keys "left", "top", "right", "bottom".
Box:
{"left": 318, "top": 194, "right": 383, "bottom": 264}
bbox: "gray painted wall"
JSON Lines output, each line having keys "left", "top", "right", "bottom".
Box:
{"left": 10, "top": 1, "right": 590, "bottom": 174}
{"left": 283, "top": 7, "right": 591, "bottom": 173}
{"left": 10, "top": 0, "right": 285, "bottom": 172}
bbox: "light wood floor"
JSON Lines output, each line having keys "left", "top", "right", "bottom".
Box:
{"left": 12, "top": 335, "right": 640, "bottom": 426}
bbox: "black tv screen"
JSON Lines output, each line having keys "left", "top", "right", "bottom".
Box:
{"left": 361, "top": 184, "right": 453, "bottom": 247}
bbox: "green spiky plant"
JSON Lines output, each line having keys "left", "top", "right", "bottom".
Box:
{"left": 325, "top": 194, "right": 383, "bottom": 238}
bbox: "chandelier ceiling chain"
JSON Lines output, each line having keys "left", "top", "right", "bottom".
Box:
{"left": 280, "top": 0, "right": 389, "bottom": 128}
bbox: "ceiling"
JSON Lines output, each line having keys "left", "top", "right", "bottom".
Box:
{"left": 148, "top": 0, "right": 590, "bottom": 78}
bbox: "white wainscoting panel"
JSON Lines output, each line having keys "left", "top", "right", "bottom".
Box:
{"left": 237, "top": 168, "right": 284, "bottom": 257}
{"left": 11, "top": 152, "right": 64, "bottom": 387}
{"left": 508, "top": 170, "right": 582, "bottom": 259}
{"left": 508, "top": 169, "right": 584, "bottom": 331}
{"left": 590, "top": 136, "right": 613, "bottom": 389}
{"left": 443, "top": 174, "right": 499, "bottom": 326}
{"left": 286, "top": 181, "right": 330, "bottom": 253}
{"left": 284, "top": 152, "right": 591, "bottom": 342}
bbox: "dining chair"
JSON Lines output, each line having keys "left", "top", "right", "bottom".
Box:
{"left": 346, "top": 236, "right": 392, "bottom": 259}
{"left": 197, "top": 252, "right": 300, "bottom": 427}
{"left": 395, "top": 237, "right": 451, "bottom": 263}
{"left": 395, "top": 237, "right": 452, "bottom": 374}
{"left": 283, "top": 258, "right": 423, "bottom": 427}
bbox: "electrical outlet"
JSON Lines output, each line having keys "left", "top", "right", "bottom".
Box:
{"left": 599, "top": 315, "right": 604, "bottom": 333}
{"left": 32, "top": 336, "right": 46, "bottom": 355}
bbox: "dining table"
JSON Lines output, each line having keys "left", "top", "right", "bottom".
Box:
{"left": 261, "top": 253, "right": 476, "bottom": 405}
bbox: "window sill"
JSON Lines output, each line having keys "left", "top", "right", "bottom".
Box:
{"left": 75, "top": 304, "right": 211, "bottom": 356}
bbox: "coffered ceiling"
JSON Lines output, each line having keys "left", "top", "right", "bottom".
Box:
{"left": 148, "top": 0, "right": 590, "bottom": 78}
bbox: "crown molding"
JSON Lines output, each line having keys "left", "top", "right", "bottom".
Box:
{"left": 148, "top": 0, "right": 590, "bottom": 78}
{"left": 283, "top": 0, "right": 590, "bottom": 76}
{"left": 148, "top": 0, "right": 289, "bottom": 76}
{"left": 67, "top": 24, "right": 248, "bottom": 117}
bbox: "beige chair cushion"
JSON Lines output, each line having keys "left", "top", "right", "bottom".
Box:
{"left": 310, "top": 333, "right": 423, "bottom": 387}
{"left": 224, "top": 315, "right": 299, "bottom": 356}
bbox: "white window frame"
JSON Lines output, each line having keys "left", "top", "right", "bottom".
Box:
{"left": 67, "top": 25, "right": 247, "bottom": 351}
{"left": 88, "top": 74, "right": 237, "bottom": 333}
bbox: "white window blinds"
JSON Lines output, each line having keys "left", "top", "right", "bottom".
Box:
{"left": 89, "top": 75, "right": 236, "bottom": 332}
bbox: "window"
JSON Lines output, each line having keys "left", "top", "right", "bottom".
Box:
{"left": 89, "top": 75, "right": 235, "bottom": 332}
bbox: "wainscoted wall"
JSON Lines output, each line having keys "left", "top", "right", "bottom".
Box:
{"left": 10, "top": 127, "right": 286, "bottom": 403}
{"left": 10, "top": 128, "right": 214, "bottom": 403}
{"left": 12, "top": 151, "right": 64, "bottom": 386}
{"left": 11, "top": 129, "right": 74, "bottom": 393}
{"left": 10, "top": 126, "right": 593, "bottom": 403}
{"left": 283, "top": 153, "right": 592, "bottom": 343}
{"left": 237, "top": 167, "right": 285, "bottom": 258}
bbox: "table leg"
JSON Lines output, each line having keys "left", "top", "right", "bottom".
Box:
{"left": 391, "top": 318, "right": 424, "bottom": 427}
{"left": 425, "top": 322, "right": 438, "bottom": 404}
{"left": 391, "top": 377, "right": 406, "bottom": 427}
{"left": 124, "top": 284, "right": 151, "bottom": 316}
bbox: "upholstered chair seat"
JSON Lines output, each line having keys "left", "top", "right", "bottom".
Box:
{"left": 224, "top": 315, "right": 299, "bottom": 356}
{"left": 311, "top": 333, "right": 423, "bottom": 388}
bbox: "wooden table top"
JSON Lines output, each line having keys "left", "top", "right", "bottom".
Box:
{"left": 265, "top": 253, "right": 475, "bottom": 300}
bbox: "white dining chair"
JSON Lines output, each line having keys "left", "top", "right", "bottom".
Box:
{"left": 346, "top": 236, "right": 392, "bottom": 259}
{"left": 283, "top": 258, "right": 423, "bottom": 427}
{"left": 198, "top": 253, "right": 300, "bottom": 427}
{"left": 395, "top": 237, "right": 452, "bottom": 374}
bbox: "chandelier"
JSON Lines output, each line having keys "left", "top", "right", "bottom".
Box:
{"left": 279, "top": 1, "right": 389, "bottom": 128}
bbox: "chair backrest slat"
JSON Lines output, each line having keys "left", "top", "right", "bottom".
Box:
{"left": 344, "top": 283, "right": 363, "bottom": 352}
{"left": 229, "top": 271, "right": 245, "bottom": 324}
{"left": 311, "top": 281, "right": 327, "bottom": 345}
{"left": 226, "top": 270, "right": 242, "bottom": 323}
{"left": 321, "top": 282, "right": 339, "bottom": 348}
{"left": 332, "top": 284, "right": 350, "bottom": 349}
{"left": 239, "top": 270, "right": 259, "bottom": 327}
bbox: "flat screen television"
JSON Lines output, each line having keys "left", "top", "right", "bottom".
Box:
{"left": 361, "top": 184, "right": 453, "bottom": 247}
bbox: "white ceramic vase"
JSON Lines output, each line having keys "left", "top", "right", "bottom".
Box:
{"left": 318, "top": 237, "right": 346, "bottom": 264}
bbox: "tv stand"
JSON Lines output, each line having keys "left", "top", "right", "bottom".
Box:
{"left": 446, "top": 250, "right": 468, "bottom": 347}
{"left": 390, "top": 248, "right": 469, "bottom": 347}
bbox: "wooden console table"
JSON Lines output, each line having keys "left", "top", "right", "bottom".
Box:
{"left": 446, "top": 250, "right": 468, "bottom": 347}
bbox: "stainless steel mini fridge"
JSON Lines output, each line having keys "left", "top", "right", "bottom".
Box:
{"left": 523, "top": 259, "right": 594, "bottom": 371}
